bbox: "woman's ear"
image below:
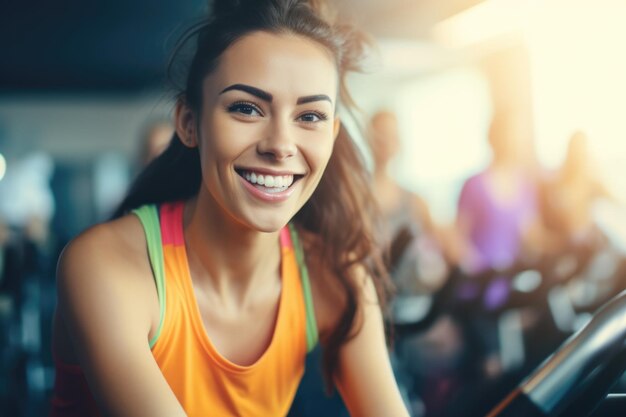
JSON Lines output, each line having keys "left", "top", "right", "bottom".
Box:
{"left": 175, "top": 99, "right": 198, "bottom": 148}
{"left": 333, "top": 117, "right": 341, "bottom": 140}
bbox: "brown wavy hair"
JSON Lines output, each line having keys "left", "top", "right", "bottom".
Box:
{"left": 113, "top": 0, "right": 391, "bottom": 390}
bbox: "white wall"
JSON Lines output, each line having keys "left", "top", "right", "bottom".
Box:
{"left": 0, "top": 93, "right": 173, "bottom": 164}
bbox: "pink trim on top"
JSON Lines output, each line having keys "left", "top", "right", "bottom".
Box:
{"left": 160, "top": 200, "right": 293, "bottom": 250}
{"left": 160, "top": 202, "right": 185, "bottom": 246}
{"left": 279, "top": 226, "right": 293, "bottom": 249}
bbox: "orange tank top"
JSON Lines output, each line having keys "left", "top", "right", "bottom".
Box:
{"left": 50, "top": 201, "right": 318, "bottom": 417}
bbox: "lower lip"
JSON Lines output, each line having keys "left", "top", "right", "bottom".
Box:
{"left": 238, "top": 175, "right": 297, "bottom": 203}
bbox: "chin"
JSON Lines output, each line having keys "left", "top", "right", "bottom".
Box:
{"left": 237, "top": 212, "right": 292, "bottom": 234}
{"left": 250, "top": 220, "right": 289, "bottom": 234}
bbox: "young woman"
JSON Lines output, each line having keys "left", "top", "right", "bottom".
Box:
{"left": 50, "top": 0, "right": 409, "bottom": 416}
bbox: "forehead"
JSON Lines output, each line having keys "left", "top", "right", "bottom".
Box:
{"left": 205, "top": 31, "right": 338, "bottom": 99}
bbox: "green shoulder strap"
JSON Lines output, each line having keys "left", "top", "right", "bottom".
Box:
{"left": 288, "top": 223, "right": 319, "bottom": 353}
{"left": 132, "top": 205, "right": 166, "bottom": 348}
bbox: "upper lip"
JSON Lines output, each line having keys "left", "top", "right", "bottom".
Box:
{"left": 235, "top": 166, "right": 305, "bottom": 176}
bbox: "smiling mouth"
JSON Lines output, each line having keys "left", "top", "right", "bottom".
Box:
{"left": 235, "top": 169, "right": 304, "bottom": 193}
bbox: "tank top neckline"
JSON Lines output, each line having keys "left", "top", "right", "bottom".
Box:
{"left": 161, "top": 201, "right": 292, "bottom": 374}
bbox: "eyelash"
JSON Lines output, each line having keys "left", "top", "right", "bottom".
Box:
{"left": 227, "top": 101, "right": 263, "bottom": 117}
{"left": 226, "top": 101, "right": 329, "bottom": 123}
{"left": 298, "top": 110, "right": 329, "bottom": 123}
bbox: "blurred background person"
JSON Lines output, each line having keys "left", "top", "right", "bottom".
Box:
{"left": 456, "top": 113, "right": 541, "bottom": 275}
{"left": 535, "top": 130, "right": 626, "bottom": 334}
{"left": 370, "top": 110, "right": 449, "bottom": 294}
{"left": 539, "top": 130, "right": 613, "bottom": 254}
{"left": 369, "top": 110, "right": 463, "bottom": 417}
{"left": 453, "top": 113, "right": 542, "bottom": 382}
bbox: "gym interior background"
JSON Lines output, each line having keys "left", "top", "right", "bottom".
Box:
{"left": 1, "top": 0, "right": 625, "bottom": 416}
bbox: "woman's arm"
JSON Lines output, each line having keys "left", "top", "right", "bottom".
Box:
{"left": 334, "top": 274, "right": 410, "bottom": 417}
{"left": 56, "top": 223, "right": 187, "bottom": 417}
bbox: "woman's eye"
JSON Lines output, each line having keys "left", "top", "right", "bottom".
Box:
{"left": 228, "top": 102, "right": 262, "bottom": 117}
{"left": 298, "top": 112, "right": 328, "bottom": 123}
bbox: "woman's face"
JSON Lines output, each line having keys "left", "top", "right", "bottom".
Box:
{"left": 186, "top": 31, "right": 340, "bottom": 232}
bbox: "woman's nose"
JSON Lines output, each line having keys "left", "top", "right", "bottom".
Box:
{"left": 256, "top": 118, "right": 297, "bottom": 161}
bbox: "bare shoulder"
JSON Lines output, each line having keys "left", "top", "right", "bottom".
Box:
{"left": 54, "top": 214, "right": 188, "bottom": 416}
{"left": 297, "top": 228, "right": 378, "bottom": 341}
{"left": 55, "top": 213, "right": 157, "bottom": 359}
{"left": 58, "top": 214, "right": 150, "bottom": 288}
{"left": 298, "top": 229, "right": 407, "bottom": 416}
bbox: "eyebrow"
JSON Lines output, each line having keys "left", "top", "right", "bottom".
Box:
{"left": 297, "top": 94, "right": 332, "bottom": 105}
{"left": 219, "top": 83, "right": 332, "bottom": 105}
{"left": 220, "top": 84, "right": 272, "bottom": 102}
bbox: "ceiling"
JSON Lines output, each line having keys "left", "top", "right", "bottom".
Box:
{"left": 0, "top": 0, "right": 483, "bottom": 93}
{"left": 337, "top": 0, "right": 484, "bottom": 38}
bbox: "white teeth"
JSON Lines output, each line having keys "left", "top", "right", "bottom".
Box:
{"left": 240, "top": 170, "right": 295, "bottom": 188}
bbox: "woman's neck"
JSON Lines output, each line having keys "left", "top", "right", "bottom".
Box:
{"left": 183, "top": 192, "right": 282, "bottom": 308}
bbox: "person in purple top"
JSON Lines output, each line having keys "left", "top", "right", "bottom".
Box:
{"left": 457, "top": 114, "right": 539, "bottom": 276}
{"left": 455, "top": 114, "right": 541, "bottom": 378}
{"left": 458, "top": 170, "right": 537, "bottom": 274}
